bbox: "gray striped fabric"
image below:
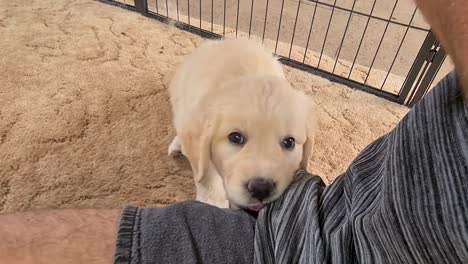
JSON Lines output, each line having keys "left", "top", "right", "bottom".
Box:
{"left": 254, "top": 71, "right": 468, "bottom": 263}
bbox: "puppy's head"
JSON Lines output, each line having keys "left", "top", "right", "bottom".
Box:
{"left": 182, "top": 76, "right": 314, "bottom": 210}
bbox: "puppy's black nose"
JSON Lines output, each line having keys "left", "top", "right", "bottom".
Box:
{"left": 247, "top": 177, "right": 275, "bottom": 200}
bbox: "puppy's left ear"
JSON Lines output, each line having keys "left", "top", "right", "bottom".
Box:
{"left": 180, "top": 115, "right": 217, "bottom": 183}
{"left": 300, "top": 103, "right": 316, "bottom": 171}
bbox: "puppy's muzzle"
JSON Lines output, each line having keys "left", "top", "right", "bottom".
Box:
{"left": 247, "top": 177, "right": 276, "bottom": 201}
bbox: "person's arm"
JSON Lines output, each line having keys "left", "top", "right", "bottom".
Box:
{"left": 0, "top": 209, "right": 120, "bottom": 264}
{"left": 415, "top": 0, "right": 468, "bottom": 96}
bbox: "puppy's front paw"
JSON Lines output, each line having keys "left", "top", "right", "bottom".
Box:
{"left": 168, "top": 136, "right": 182, "bottom": 158}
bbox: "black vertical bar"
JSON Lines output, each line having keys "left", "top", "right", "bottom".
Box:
{"left": 223, "top": 0, "right": 226, "bottom": 36}
{"left": 348, "top": 0, "right": 377, "bottom": 79}
{"left": 426, "top": 54, "right": 446, "bottom": 94}
{"left": 364, "top": 0, "right": 399, "bottom": 84}
{"left": 236, "top": 0, "right": 240, "bottom": 37}
{"left": 274, "top": 0, "right": 286, "bottom": 54}
{"left": 155, "top": 0, "right": 159, "bottom": 13}
{"left": 199, "top": 0, "right": 202, "bottom": 29}
{"left": 303, "top": 1, "right": 318, "bottom": 63}
{"left": 248, "top": 0, "right": 254, "bottom": 39}
{"left": 317, "top": 0, "right": 338, "bottom": 68}
{"left": 211, "top": 0, "right": 214, "bottom": 31}
{"left": 176, "top": 0, "right": 180, "bottom": 20}
{"left": 166, "top": 0, "right": 169, "bottom": 17}
{"left": 288, "top": 0, "right": 302, "bottom": 58}
{"left": 397, "top": 31, "right": 437, "bottom": 103}
{"left": 262, "top": 0, "right": 270, "bottom": 43}
{"left": 188, "top": 0, "right": 191, "bottom": 25}
{"left": 408, "top": 49, "right": 446, "bottom": 106}
{"left": 332, "top": 0, "right": 357, "bottom": 73}
{"left": 380, "top": 8, "right": 417, "bottom": 90}
{"left": 135, "top": 0, "right": 148, "bottom": 14}
{"left": 406, "top": 61, "right": 430, "bottom": 105}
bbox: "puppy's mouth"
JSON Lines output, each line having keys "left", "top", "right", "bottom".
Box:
{"left": 230, "top": 201, "right": 266, "bottom": 217}
{"left": 245, "top": 203, "right": 265, "bottom": 212}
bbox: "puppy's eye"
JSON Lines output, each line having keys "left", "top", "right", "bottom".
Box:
{"left": 282, "top": 137, "right": 295, "bottom": 150}
{"left": 228, "top": 132, "right": 245, "bottom": 145}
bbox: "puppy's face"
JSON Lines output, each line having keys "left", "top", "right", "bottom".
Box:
{"left": 207, "top": 76, "right": 313, "bottom": 210}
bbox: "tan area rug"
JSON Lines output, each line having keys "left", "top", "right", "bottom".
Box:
{"left": 0, "top": 0, "right": 408, "bottom": 213}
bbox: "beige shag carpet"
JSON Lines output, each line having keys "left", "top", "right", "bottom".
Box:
{"left": 0, "top": 0, "right": 408, "bottom": 213}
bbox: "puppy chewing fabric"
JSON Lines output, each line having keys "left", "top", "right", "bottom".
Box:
{"left": 114, "top": 72, "right": 468, "bottom": 264}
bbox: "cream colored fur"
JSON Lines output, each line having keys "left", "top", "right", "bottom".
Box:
{"left": 168, "top": 39, "right": 315, "bottom": 208}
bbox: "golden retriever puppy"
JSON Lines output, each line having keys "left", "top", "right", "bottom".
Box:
{"left": 168, "top": 38, "right": 314, "bottom": 211}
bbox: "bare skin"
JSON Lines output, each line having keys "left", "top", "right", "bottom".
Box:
{"left": 0, "top": 1, "right": 467, "bottom": 263}
{"left": 0, "top": 209, "right": 120, "bottom": 264}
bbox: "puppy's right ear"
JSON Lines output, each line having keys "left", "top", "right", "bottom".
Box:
{"left": 180, "top": 116, "right": 216, "bottom": 183}
{"left": 300, "top": 101, "right": 317, "bottom": 171}
{"left": 300, "top": 122, "right": 315, "bottom": 171}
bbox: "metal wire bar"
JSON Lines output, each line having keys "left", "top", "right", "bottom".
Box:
{"left": 288, "top": 0, "right": 302, "bottom": 58}
{"left": 248, "top": 0, "right": 254, "bottom": 38}
{"left": 317, "top": 0, "right": 338, "bottom": 68}
{"left": 211, "top": 0, "right": 213, "bottom": 31}
{"left": 332, "top": 0, "right": 357, "bottom": 73}
{"left": 364, "top": 0, "right": 399, "bottom": 84}
{"left": 302, "top": 0, "right": 318, "bottom": 63}
{"left": 279, "top": 56, "right": 400, "bottom": 102}
{"left": 188, "top": 0, "right": 191, "bottom": 25}
{"left": 274, "top": 0, "right": 286, "bottom": 54}
{"left": 261, "top": 0, "right": 270, "bottom": 43}
{"left": 199, "top": 0, "right": 202, "bottom": 28}
{"left": 397, "top": 32, "right": 436, "bottom": 99}
{"left": 156, "top": 0, "right": 159, "bottom": 13}
{"left": 399, "top": 44, "right": 446, "bottom": 106}
{"left": 236, "top": 0, "right": 240, "bottom": 37}
{"left": 176, "top": 0, "right": 180, "bottom": 20}
{"left": 223, "top": 0, "right": 226, "bottom": 36}
{"left": 425, "top": 53, "right": 446, "bottom": 96}
{"left": 305, "top": 0, "right": 428, "bottom": 32}
{"left": 166, "top": 0, "right": 169, "bottom": 17}
{"left": 348, "top": 0, "right": 377, "bottom": 79}
{"left": 380, "top": 8, "right": 418, "bottom": 90}
{"left": 406, "top": 58, "right": 431, "bottom": 104}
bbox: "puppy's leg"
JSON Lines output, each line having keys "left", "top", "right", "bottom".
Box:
{"left": 168, "top": 135, "right": 183, "bottom": 157}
